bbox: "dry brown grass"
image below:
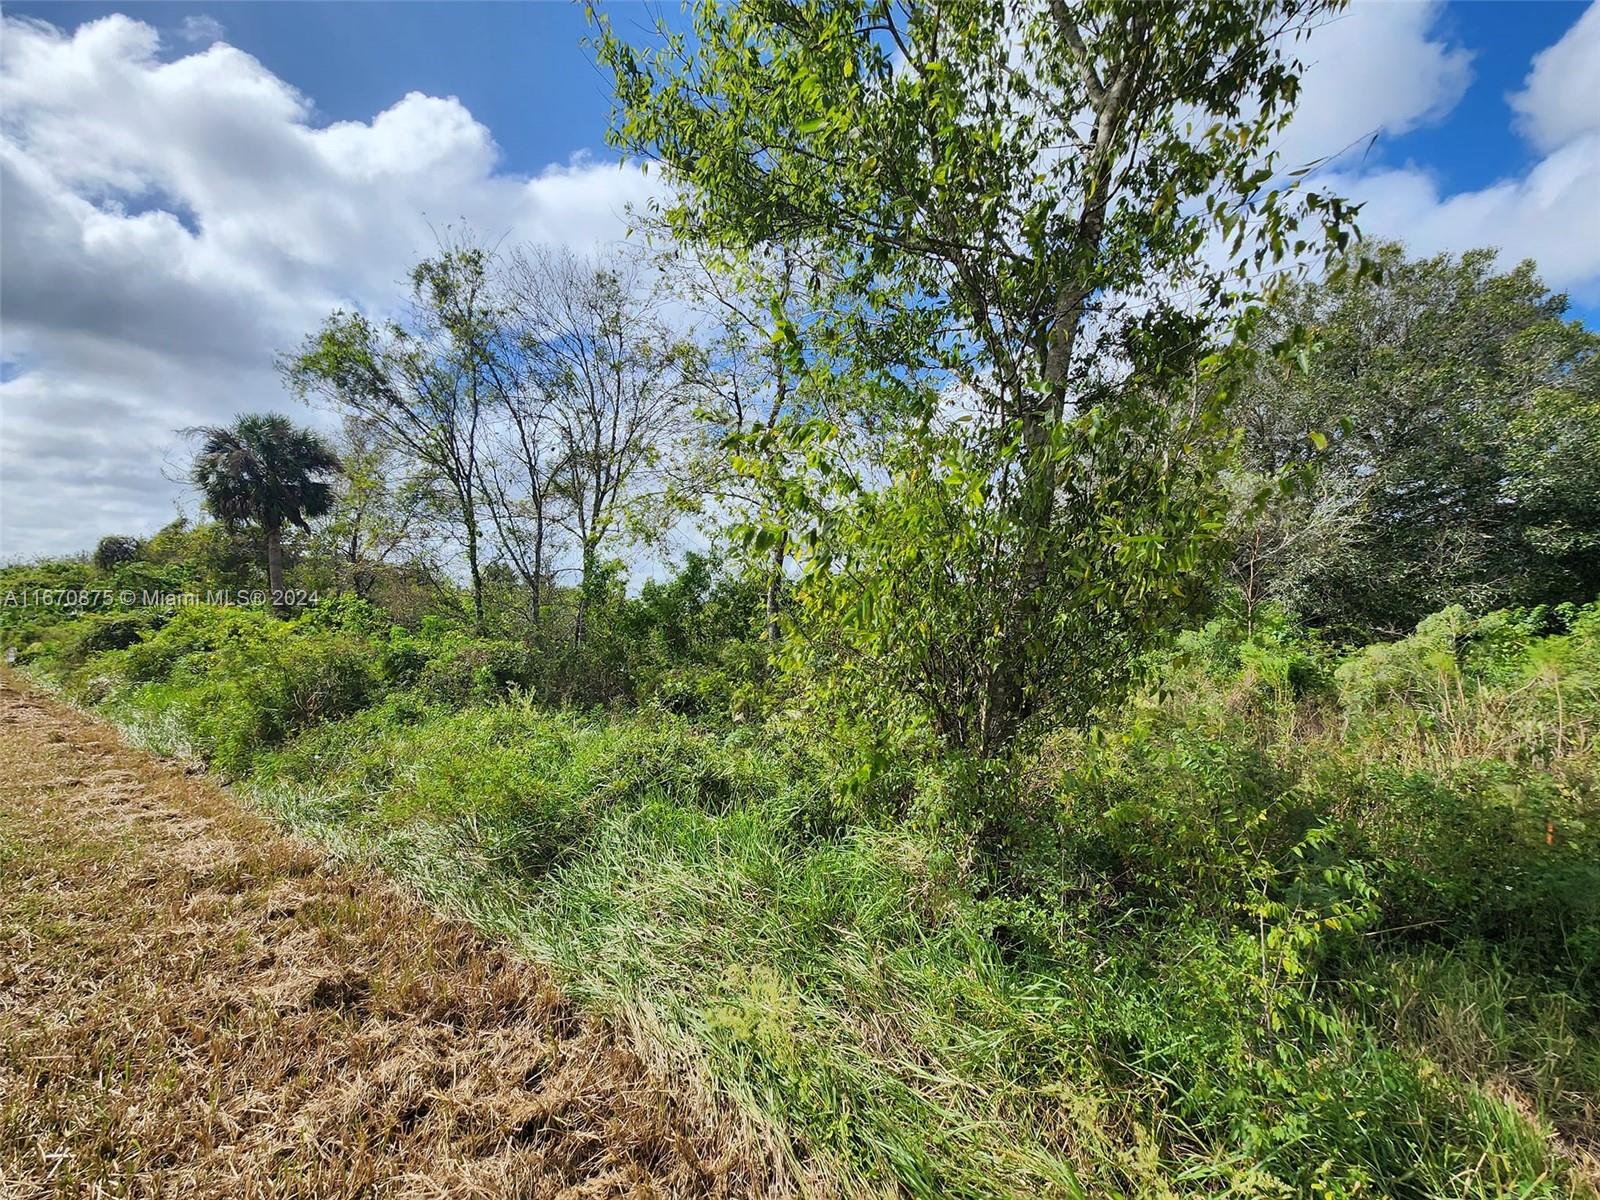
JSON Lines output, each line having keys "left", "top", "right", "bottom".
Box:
{"left": 0, "top": 672, "right": 797, "bottom": 1200}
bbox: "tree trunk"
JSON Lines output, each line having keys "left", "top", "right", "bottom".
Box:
{"left": 575, "top": 539, "right": 597, "bottom": 648}
{"left": 530, "top": 496, "right": 545, "bottom": 628}
{"left": 346, "top": 514, "right": 369, "bottom": 598}
{"left": 465, "top": 514, "right": 485, "bottom": 632}
{"left": 265, "top": 524, "right": 287, "bottom": 612}
{"left": 765, "top": 530, "right": 787, "bottom": 645}
{"left": 980, "top": 17, "right": 1131, "bottom": 757}
{"left": 763, "top": 251, "right": 794, "bottom": 649}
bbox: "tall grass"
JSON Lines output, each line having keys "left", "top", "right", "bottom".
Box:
{"left": 12, "top": 596, "right": 1599, "bottom": 1198}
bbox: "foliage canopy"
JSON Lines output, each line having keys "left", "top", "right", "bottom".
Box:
{"left": 597, "top": 0, "right": 1362, "bottom": 760}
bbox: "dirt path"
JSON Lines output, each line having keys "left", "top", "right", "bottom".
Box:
{"left": 0, "top": 673, "right": 785, "bottom": 1200}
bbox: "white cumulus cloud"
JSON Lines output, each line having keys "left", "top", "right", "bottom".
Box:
{"left": 1277, "top": 0, "right": 1474, "bottom": 171}
{"left": 1294, "top": 0, "right": 1600, "bottom": 301}
{"left": 1512, "top": 0, "right": 1600, "bottom": 153}
{"left": 0, "top": 13, "right": 657, "bottom": 560}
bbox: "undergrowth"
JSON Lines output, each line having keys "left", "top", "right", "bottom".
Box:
{"left": 7, "top": 592, "right": 1597, "bottom": 1198}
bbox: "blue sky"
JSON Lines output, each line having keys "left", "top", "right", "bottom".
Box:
{"left": 8, "top": 2, "right": 1588, "bottom": 201}
{"left": 2, "top": 1, "right": 1598, "bottom": 559}
{"left": 2, "top": 1, "right": 640, "bottom": 178}
{"left": 1386, "top": 2, "right": 1584, "bottom": 193}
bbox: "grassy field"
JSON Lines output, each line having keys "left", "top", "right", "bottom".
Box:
{"left": 7, "top": 597, "right": 1592, "bottom": 1198}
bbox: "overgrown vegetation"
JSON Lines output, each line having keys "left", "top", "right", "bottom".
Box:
{"left": 5, "top": 0, "right": 1597, "bottom": 1195}
{"left": 6, "top": 559, "right": 1596, "bottom": 1195}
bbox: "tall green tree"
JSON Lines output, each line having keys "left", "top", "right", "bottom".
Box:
{"left": 187, "top": 413, "right": 341, "bottom": 606}
{"left": 597, "top": 0, "right": 1358, "bottom": 764}
{"left": 1231, "top": 243, "right": 1600, "bottom": 637}
{"left": 286, "top": 242, "right": 503, "bottom": 630}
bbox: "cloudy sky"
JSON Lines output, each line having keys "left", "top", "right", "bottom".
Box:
{"left": 1, "top": 0, "right": 1598, "bottom": 561}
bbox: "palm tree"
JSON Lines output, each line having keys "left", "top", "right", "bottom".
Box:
{"left": 188, "top": 414, "right": 341, "bottom": 606}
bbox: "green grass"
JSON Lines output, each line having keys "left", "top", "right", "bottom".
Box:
{"left": 232, "top": 697, "right": 1597, "bottom": 1199}
{"left": 15, "top": 597, "right": 1600, "bottom": 1198}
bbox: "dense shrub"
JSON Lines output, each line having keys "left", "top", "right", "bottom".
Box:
{"left": 92, "top": 535, "right": 142, "bottom": 571}
{"left": 9, "top": 556, "right": 1596, "bottom": 1196}
{"left": 57, "top": 611, "right": 170, "bottom": 673}
{"left": 84, "top": 604, "right": 381, "bottom": 773}
{"left": 378, "top": 620, "right": 535, "bottom": 706}
{"left": 117, "top": 604, "right": 277, "bottom": 683}
{"left": 1338, "top": 601, "right": 1600, "bottom": 766}
{"left": 1, "top": 561, "right": 105, "bottom": 662}
{"left": 573, "top": 553, "right": 768, "bottom": 713}
{"left": 1050, "top": 603, "right": 1600, "bottom": 965}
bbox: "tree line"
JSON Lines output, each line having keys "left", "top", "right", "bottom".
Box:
{"left": 179, "top": 229, "right": 1598, "bottom": 733}
{"left": 275, "top": 240, "right": 702, "bottom": 639}
{"left": 140, "top": 0, "right": 1595, "bottom": 806}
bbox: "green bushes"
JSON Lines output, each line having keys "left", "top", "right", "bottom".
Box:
{"left": 7, "top": 568, "right": 1597, "bottom": 1197}
{"left": 378, "top": 621, "right": 535, "bottom": 705}
{"left": 68, "top": 611, "right": 160, "bottom": 657}
{"left": 587, "top": 553, "right": 768, "bottom": 715}
{"left": 31, "top": 610, "right": 168, "bottom": 677}
{"left": 0, "top": 557, "right": 199, "bottom": 673}
{"left": 117, "top": 605, "right": 270, "bottom": 683}
{"left": 1336, "top": 601, "right": 1600, "bottom": 766}
{"left": 103, "top": 606, "right": 379, "bottom": 774}
{"left": 1105, "top": 604, "right": 1600, "bottom": 978}
{"left": 4, "top": 543, "right": 771, "bottom": 718}
{"left": 959, "top": 601, "right": 1600, "bottom": 1194}
{"left": 1313, "top": 761, "right": 1598, "bottom": 984}
{"left": 32, "top": 577, "right": 763, "bottom": 780}
{"left": 1, "top": 561, "right": 111, "bottom": 665}
{"left": 233, "top": 599, "right": 1600, "bottom": 1196}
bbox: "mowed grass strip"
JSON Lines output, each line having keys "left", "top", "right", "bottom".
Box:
{"left": 0, "top": 673, "right": 794, "bottom": 1200}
